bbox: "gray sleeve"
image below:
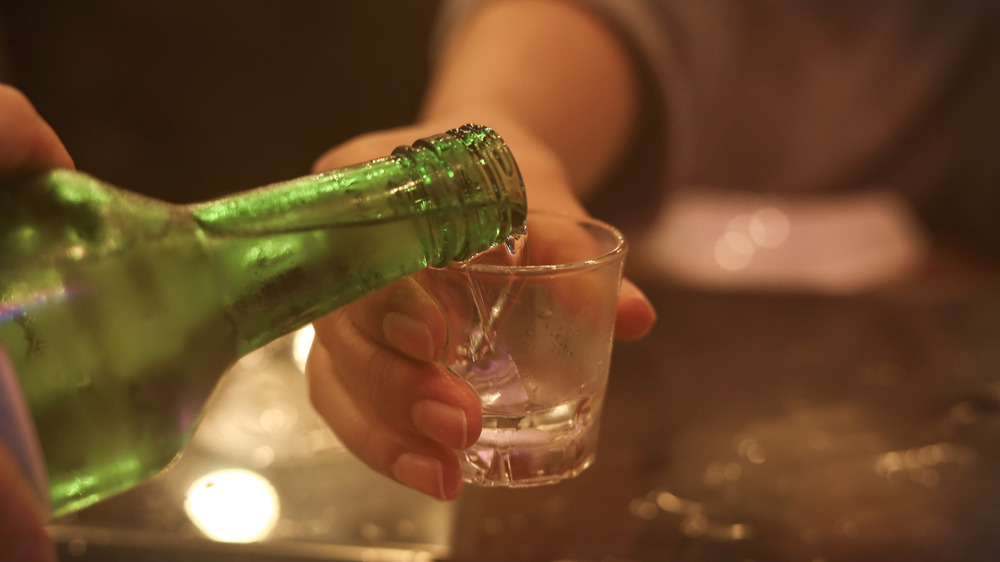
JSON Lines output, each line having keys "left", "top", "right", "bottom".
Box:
{"left": 429, "top": 0, "right": 674, "bottom": 145}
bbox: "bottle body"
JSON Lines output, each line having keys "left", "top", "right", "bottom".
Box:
{"left": 0, "top": 125, "right": 526, "bottom": 517}
{"left": 1, "top": 180, "right": 236, "bottom": 517}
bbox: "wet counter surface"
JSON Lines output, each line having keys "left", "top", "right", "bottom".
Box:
{"left": 52, "top": 274, "right": 1000, "bottom": 561}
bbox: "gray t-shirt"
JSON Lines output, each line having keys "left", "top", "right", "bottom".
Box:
{"left": 438, "top": 0, "right": 1000, "bottom": 254}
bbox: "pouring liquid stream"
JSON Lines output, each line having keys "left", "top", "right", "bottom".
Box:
{"left": 461, "top": 230, "right": 529, "bottom": 363}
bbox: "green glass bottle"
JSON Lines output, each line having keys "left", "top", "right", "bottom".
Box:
{"left": 0, "top": 124, "right": 526, "bottom": 518}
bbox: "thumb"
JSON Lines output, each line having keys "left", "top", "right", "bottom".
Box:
{"left": 0, "top": 84, "right": 73, "bottom": 177}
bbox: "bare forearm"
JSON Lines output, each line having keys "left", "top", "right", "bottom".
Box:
{"left": 420, "top": 0, "right": 639, "bottom": 198}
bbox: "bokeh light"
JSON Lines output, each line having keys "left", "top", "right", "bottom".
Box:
{"left": 184, "top": 469, "right": 280, "bottom": 543}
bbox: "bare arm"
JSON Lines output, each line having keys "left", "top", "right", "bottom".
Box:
{"left": 421, "top": 0, "right": 640, "bottom": 199}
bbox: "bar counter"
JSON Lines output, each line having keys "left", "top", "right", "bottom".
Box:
{"left": 51, "top": 270, "right": 1000, "bottom": 561}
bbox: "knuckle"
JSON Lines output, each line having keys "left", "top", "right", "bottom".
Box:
{"left": 0, "top": 84, "right": 30, "bottom": 108}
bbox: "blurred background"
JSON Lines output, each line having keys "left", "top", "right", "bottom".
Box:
{"left": 0, "top": 0, "right": 439, "bottom": 202}
{"left": 5, "top": 3, "right": 1000, "bottom": 562}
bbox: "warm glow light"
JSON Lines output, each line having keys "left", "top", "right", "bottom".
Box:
{"left": 292, "top": 324, "right": 315, "bottom": 373}
{"left": 714, "top": 233, "right": 754, "bottom": 271}
{"left": 713, "top": 207, "right": 791, "bottom": 272}
{"left": 749, "top": 207, "right": 789, "bottom": 248}
{"left": 184, "top": 469, "right": 280, "bottom": 543}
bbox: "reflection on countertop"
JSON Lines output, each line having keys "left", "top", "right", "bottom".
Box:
{"left": 52, "top": 327, "right": 452, "bottom": 561}
{"left": 448, "top": 272, "right": 1000, "bottom": 561}
{"left": 51, "top": 270, "right": 1000, "bottom": 561}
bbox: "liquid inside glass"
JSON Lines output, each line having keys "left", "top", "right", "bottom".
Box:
{"left": 459, "top": 349, "right": 602, "bottom": 486}
{"left": 449, "top": 229, "right": 605, "bottom": 486}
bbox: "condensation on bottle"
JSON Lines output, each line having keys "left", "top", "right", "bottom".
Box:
{"left": 0, "top": 124, "right": 526, "bottom": 517}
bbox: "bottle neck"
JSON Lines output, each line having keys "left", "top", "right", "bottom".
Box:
{"left": 189, "top": 125, "right": 526, "bottom": 353}
{"left": 396, "top": 124, "right": 527, "bottom": 265}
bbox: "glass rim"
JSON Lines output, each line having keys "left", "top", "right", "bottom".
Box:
{"left": 452, "top": 210, "right": 628, "bottom": 275}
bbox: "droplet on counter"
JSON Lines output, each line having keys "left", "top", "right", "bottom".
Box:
{"left": 543, "top": 495, "right": 568, "bottom": 514}
{"left": 259, "top": 407, "right": 288, "bottom": 433}
{"left": 655, "top": 490, "right": 699, "bottom": 516}
{"left": 806, "top": 430, "right": 829, "bottom": 450}
{"left": 396, "top": 519, "right": 416, "bottom": 538}
{"left": 903, "top": 448, "right": 923, "bottom": 469}
{"left": 359, "top": 522, "right": 385, "bottom": 541}
{"left": 481, "top": 517, "right": 503, "bottom": 535}
{"left": 701, "top": 460, "right": 742, "bottom": 487}
{"left": 912, "top": 467, "right": 941, "bottom": 488}
{"left": 274, "top": 517, "right": 302, "bottom": 539}
{"left": 509, "top": 513, "right": 528, "bottom": 529}
{"left": 630, "top": 497, "right": 659, "bottom": 520}
{"left": 860, "top": 361, "right": 902, "bottom": 388}
{"left": 723, "top": 461, "right": 743, "bottom": 482}
{"left": 307, "top": 518, "right": 331, "bottom": 537}
{"left": 949, "top": 401, "right": 978, "bottom": 424}
{"left": 734, "top": 434, "right": 767, "bottom": 464}
{"left": 682, "top": 514, "right": 710, "bottom": 538}
{"left": 250, "top": 445, "right": 275, "bottom": 468}
{"left": 874, "top": 451, "right": 903, "bottom": 478}
{"left": 800, "top": 527, "right": 820, "bottom": 544}
{"left": 703, "top": 462, "right": 728, "bottom": 488}
{"left": 918, "top": 444, "right": 946, "bottom": 465}
{"left": 67, "top": 538, "right": 87, "bottom": 557}
{"left": 727, "top": 523, "right": 755, "bottom": 540}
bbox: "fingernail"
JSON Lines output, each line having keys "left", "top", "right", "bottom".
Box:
{"left": 383, "top": 312, "right": 436, "bottom": 361}
{"left": 413, "top": 400, "right": 469, "bottom": 449}
{"left": 392, "top": 453, "right": 445, "bottom": 499}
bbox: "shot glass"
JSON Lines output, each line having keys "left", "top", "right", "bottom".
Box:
{"left": 421, "top": 211, "right": 627, "bottom": 487}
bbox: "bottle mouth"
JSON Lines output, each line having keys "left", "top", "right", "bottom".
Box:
{"left": 448, "top": 124, "right": 528, "bottom": 259}
{"left": 450, "top": 124, "right": 528, "bottom": 237}
{"left": 415, "top": 123, "right": 527, "bottom": 218}
{"left": 401, "top": 124, "right": 528, "bottom": 264}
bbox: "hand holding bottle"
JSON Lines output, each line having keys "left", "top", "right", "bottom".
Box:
{"left": 0, "top": 84, "right": 67, "bottom": 562}
{"left": 0, "top": 84, "right": 74, "bottom": 175}
{"left": 306, "top": 121, "right": 656, "bottom": 499}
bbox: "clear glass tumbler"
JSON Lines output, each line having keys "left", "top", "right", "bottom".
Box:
{"left": 422, "top": 211, "right": 627, "bottom": 487}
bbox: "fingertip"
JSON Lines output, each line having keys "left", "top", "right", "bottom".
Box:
{"left": 0, "top": 84, "right": 73, "bottom": 174}
{"left": 391, "top": 452, "right": 464, "bottom": 501}
{"left": 442, "top": 472, "right": 465, "bottom": 500}
{"left": 615, "top": 280, "right": 656, "bottom": 341}
{"left": 392, "top": 453, "right": 446, "bottom": 499}
{"left": 440, "top": 453, "right": 465, "bottom": 500}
